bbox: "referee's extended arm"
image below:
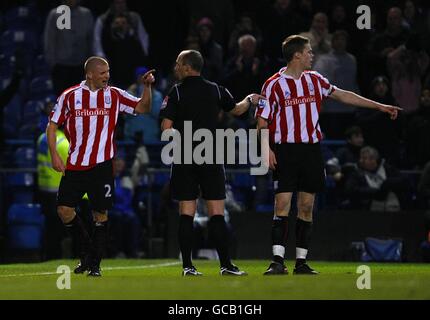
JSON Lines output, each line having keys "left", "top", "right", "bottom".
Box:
{"left": 229, "top": 94, "right": 266, "bottom": 116}
{"left": 135, "top": 69, "right": 156, "bottom": 114}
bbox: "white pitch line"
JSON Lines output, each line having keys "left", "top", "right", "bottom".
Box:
{"left": 0, "top": 261, "right": 181, "bottom": 278}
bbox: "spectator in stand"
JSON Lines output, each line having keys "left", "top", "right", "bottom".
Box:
{"left": 336, "top": 126, "right": 364, "bottom": 168}
{"left": 404, "top": 88, "right": 430, "bottom": 168}
{"left": 227, "top": 12, "right": 263, "bottom": 56}
{"left": 387, "top": 33, "right": 429, "bottom": 115}
{"left": 329, "top": 3, "right": 352, "bottom": 34}
{"left": 314, "top": 30, "right": 359, "bottom": 138}
{"left": 109, "top": 153, "right": 141, "bottom": 258}
{"left": 223, "top": 34, "right": 269, "bottom": 128}
{"left": 124, "top": 67, "right": 162, "bottom": 145}
{"left": 93, "top": 0, "right": 149, "bottom": 59}
{"left": 367, "top": 7, "right": 410, "bottom": 84}
{"left": 356, "top": 76, "right": 402, "bottom": 165}
{"left": 195, "top": 17, "right": 223, "bottom": 82}
{"left": 345, "top": 146, "right": 410, "bottom": 212}
{"left": 300, "top": 12, "right": 332, "bottom": 63}
{"left": 258, "top": 0, "right": 304, "bottom": 68}
{"left": 44, "top": 0, "right": 94, "bottom": 95}
{"left": 102, "top": 13, "right": 147, "bottom": 88}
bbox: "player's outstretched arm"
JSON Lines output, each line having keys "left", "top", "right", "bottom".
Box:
{"left": 135, "top": 69, "right": 156, "bottom": 114}
{"left": 330, "top": 88, "right": 402, "bottom": 120}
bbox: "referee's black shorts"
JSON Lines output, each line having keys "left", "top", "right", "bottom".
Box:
{"left": 272, "top": 143, "right": 325, "bottom": 194}
{"left": 57, "top": 160, "right": 114, "bottom": 211}
{"left": 170, "top": 164, "right": 226, "bottom": 201}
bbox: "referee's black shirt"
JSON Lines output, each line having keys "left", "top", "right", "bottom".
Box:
{"left": 159, "top": 76, "right": 236, "bottom": 134}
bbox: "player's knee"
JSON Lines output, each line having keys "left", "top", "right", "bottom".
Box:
{"left": 275, "top": 200, "right": 290, "bottom": 216}
{"left": 298, "top": 203, "right": 313, "bottom": 219}
{"left": 57, "top": 206, "right": 75, "bottom": 223}
{"left": 92, "top": 210, "right": 108, "bottom": 223}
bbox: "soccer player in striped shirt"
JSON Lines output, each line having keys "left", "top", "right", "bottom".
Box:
{"left": 47, "top": 56, "right": 155, "bottom": 276}
{"left": 256, "top": 35, "right": 401, "bottom": 275}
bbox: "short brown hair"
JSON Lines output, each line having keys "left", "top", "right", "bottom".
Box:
{"left": 282, "top": 35, "right": 310, "bottom": 63}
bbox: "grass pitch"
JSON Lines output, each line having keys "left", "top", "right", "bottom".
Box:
{"left": 0, "top": 259, "right": 429, "bottom": 300}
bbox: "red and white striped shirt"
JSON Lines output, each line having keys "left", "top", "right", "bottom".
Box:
{"left": 49, "top": 81, "right": 140, "bottom": 170}
{"left": 255, "top": 67, "right": 336, "bottom": 144}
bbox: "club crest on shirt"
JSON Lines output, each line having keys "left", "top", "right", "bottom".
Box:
{"left": 308, "top": 82, "right": 314, "bottom": 94}
{"left": 161, "top": 96, "right": 168, "bottom": 109}
{"left": 284, "top": 89, "right": 290, "bottom": 99}
{"left": 105, "top": 95, "right": 111, "bottom": 104}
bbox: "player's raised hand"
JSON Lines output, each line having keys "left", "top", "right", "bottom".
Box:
{"left": 142, "top": 69, "right": 156, "bottom": 86}
{"left": 379, "top": 104, "right": 402, "bottom": 120}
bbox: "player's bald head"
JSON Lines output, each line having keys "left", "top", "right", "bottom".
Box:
{"left": 84, "top": 56, "right": 109, "bottom": 74}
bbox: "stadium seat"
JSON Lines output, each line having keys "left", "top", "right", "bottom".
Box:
{"left": 29, "top": 76, "right": 54, "bottom": 100}
{"left": 3, "top": 94, "right": 22, "bottom": 129}
{"left": 18, "top": 123, "right": 39, "bottom": 139}
{"left": 14, "top": 147, "right": 36, "bottom": 168}
{"left": 31, "top": 54, "right": 51, "bottom": 77}
{"left": 6, "top": 172, "right": 34, "bottom": 203}
{"left": 3, "top": 6, "right": 39, "bottom": 30}
{"left": 0, "top": 54, "right": 16, "bottom": 77}
{"left": 7, "top": 203, "right": 44, "bottom": 250}
{"left": 22, "top": 99, "right": 43, "bottom": 122}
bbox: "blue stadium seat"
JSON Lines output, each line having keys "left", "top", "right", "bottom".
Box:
{"left": 31, "top": 54, "right": 51, "bottom": 77}
{"left": 18, "top": 123, "right": 39, "bottom": 139}
{"left": 22, "top": 99, "right": 43, "bottom": 122}
{"left": 0, "top": 54, "right": 15, "bottom": 77}
{"left": 14, "top": 147, "right": 36, "bottom": 168}
{"left": 6, "top": 172, "right": 34, "bottom": 203}
{"left": 152, "top": 172, "right": 170, "bottom": 187}
{"left": 3, "top": 6, "right": 37, "bottom": 30}
{"left": 3, "top": 94, "right": 22, "bottom": 128}
{"left": 29, "top": 76, "right": 54, "bottom": 100}
{"left": 7, "top": 203, "right": 45, "bottom": 250}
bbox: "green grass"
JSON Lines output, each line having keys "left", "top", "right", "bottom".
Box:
{"left": 0, "top": 259, "right": 429, "bottom": 300}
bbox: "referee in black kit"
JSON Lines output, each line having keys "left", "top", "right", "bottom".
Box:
{"left": 159, "top": 50, "right": 264, "bottom": 276}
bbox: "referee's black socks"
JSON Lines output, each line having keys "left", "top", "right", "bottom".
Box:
{"left": 295, "top": 218, "right": 312, "bottom": 266}
{"left": 179, "top": 214, "right": 194, "bottom": 269}
{"left": 92, "top": 221, "right": 108, "bottom": 268}
{"left": 208, "top": 215, "right": 232, "bottom": 269}
{"left": 64, "top": 214, "right": 92, "bottom": 262}
{"left": 271, "top": 215, "right": 288, "bottom": 265}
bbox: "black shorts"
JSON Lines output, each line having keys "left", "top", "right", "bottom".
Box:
{"left": 57, "top": 160, "right": 114, "bottom": 211}
{"left": 170, "top": 164, "right": 226, "bottom": 201}
{"left": 272, "top": 143, "right": 325, "bottom": 194}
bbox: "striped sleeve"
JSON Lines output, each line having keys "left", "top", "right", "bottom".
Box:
{"left": 112, "top": 87, "right": 140, "bottom": 114}
{"left": 310, "top": 71, "right": 337, "bottom": 97}
{"left": 49, "top": 92, "right": 69, "bottom": 126}
{"left": 255, "top": 78, "right": 277, "bottom": 122}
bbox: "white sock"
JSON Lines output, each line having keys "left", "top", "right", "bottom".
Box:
{"left": 296, "top": 247, "right": 308, "bottom": 260}
{"left": 273, "top": 245, "right": 285, "bottom": 258}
